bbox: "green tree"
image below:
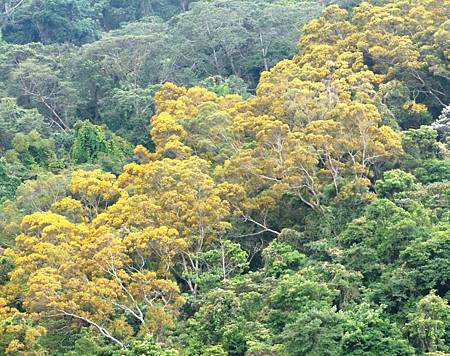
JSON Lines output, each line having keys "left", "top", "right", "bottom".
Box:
{"left": 0, "top": 97, "right": 47, "bottom": 153}
{"left": 0, "top": 158, "right": 21, "bottom": 203}
{"left": 70, "top": 120, "right": 132, "bottom": 172}
{"left": 405, "top": 291, "right": 450, "bottom": 353}
{"left": 401, "top": 126, "right": 441, "bottom": 170}
{"left": 262, "top": 238, "right": 306, "bottom": 277}
{"left": 401, "top": 225, "right": 450, "bottom": 293}
{"left": 6, "top": 130, "right": 60, "bottom": 171}
{"left": 115, "top": 336, "right": 178, "bottom": 356}
{"left": 98, "top": 85, "right": 158, "bottom": 147}
{"left": 341, "top": 304, "right": 414, "bottom": 356}
{"left": 1, "top": 0, "right": 101, "bottom": 45}
{"left": 10, "top": 59, "right": 76, "bottom": 130}
{"left": 15, "top": 172, "right": 70, "bottom": 213}
{"left": 337, "top": 199, "right": 426, "bottom": 280}
{"left": 375, "top": 169, "right": 417, "bottom": 199}
{"left": 414, "top": 159, "right": 450, "bottom": 184}
{"left": 269, "top": 273, "right": 338, "bottom": 332}
{"left": 282, "top": 307, "right": 343, "bottom": 356}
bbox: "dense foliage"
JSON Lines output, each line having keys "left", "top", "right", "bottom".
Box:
{"left": 0, "top": 0, "right": 449, "bottom": 355}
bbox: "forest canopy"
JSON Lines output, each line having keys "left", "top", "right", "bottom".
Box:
{"left": 0, "top": 0, "right": 449, "bottom": 355}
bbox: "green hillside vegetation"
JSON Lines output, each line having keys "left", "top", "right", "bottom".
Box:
{"left": 0, "top": 0, "right": 449, "bottom": 354}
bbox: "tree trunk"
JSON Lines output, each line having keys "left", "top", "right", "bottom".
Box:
{"left": 180, "top": 0, "right": 189, "bottom": 11}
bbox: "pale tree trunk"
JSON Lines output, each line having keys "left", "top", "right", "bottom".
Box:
{"left": 57, "top": 310, "right": 125, "bottom": 349}
{"left": 1, "top": 0, "right": 25, "bottom": 26}
{"left": 180, "top": 0, "right": 189, "bottom": 11}
{"left": 259, "top": 32, "right": 269, "bottom": 72}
